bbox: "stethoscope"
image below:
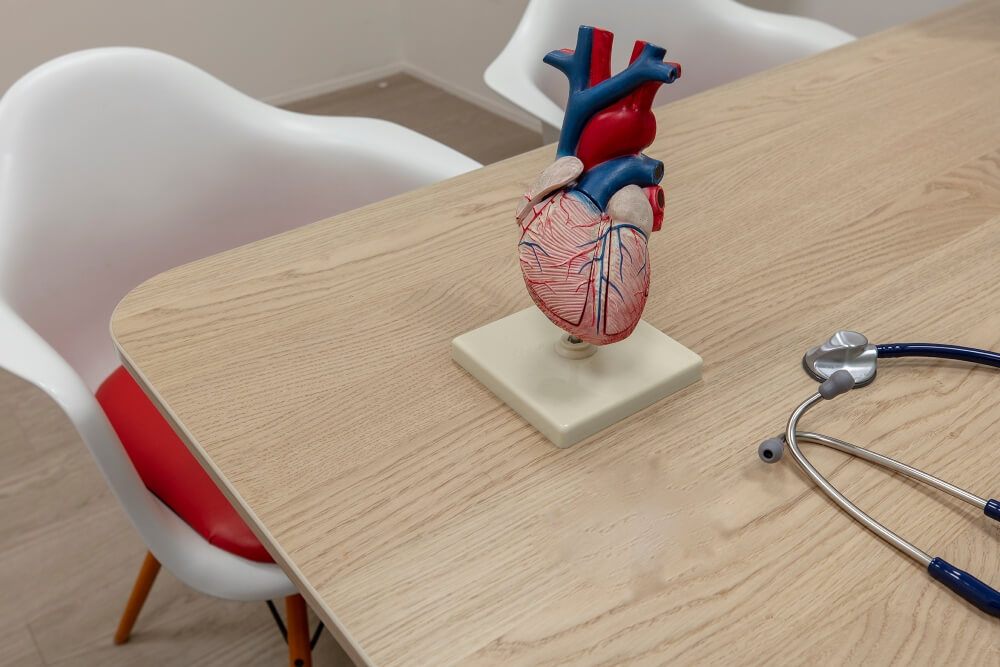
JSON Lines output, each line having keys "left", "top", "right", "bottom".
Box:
{"left": 758, "top": 331, "right": 1000, "bottom": 617}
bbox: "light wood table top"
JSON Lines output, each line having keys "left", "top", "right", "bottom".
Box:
{"left": 112, "top": 2, "right": 1000, "bottom": 663}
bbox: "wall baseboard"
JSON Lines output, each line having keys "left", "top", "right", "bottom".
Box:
{"left": 400, "top": 63, "right": 541, "bottom": 133}
{"left": 261, "top": 62, "right": 405, "bottom": 106}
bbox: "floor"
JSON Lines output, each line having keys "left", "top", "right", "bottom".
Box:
{"left": 0, "top": 75, "right": 540, "bottom": 666}
{"left": 283, "top": 73, "right": 542, "bottom": 165}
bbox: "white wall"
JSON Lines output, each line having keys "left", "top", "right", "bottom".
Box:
{"left": 743, "top": 0, "right": 967, "bottom": 37}
{"left": 0, "top": 0, "right": 970, "bottom": 122}
{"left": 398, "top": 0, "right": 534, "bottom": 126}
{"left": 0, "top": 0, "right": 402, "bottom": 103}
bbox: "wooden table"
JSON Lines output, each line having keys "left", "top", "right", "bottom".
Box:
{"left": 112, "top": 3, "right": 1000, "bottom": 663}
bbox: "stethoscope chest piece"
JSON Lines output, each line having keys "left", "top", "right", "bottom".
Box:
{"left": 802, "top": 330, "right": 877, "bottom": 387}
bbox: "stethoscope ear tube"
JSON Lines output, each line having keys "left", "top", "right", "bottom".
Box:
{"left": 928, "top": 558, "right": 1000, "bottom": 617}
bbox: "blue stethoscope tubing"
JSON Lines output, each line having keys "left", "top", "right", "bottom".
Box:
{"left": 761, "top": 342, "right": 1000, "bottom": 618}
{"left": 875, "top": 342, "right": 1000, "bottom": 368}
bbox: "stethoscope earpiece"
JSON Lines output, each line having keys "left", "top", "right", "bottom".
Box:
{"left": 818, "top": 369, "right": 855, "bottom": 398}
{"left": 757, "top": 436, "right": 784, "bottom": 463}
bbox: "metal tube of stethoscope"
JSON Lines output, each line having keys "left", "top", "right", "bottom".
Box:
{"left": 777, "top": 382, "right": 1000, "bottom": 617}
{"left": 766, "top": 335, "right": 1000, "bottom": 617}
{"left": 792, "top": 432, "right": 988, "bottom": 511}
{"left": 784, "top": 391, "right": 933, "bottom": 566}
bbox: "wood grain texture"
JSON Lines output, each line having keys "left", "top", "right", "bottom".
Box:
{"left": 112, "top": 2, "right": 1000, "bottom": 664}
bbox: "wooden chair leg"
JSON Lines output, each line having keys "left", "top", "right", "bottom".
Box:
{"left": 285, "top": 594, "right": 312, "bottom": 667}
{"left": 114, "top": 550, "right": 161, "bottom": 644}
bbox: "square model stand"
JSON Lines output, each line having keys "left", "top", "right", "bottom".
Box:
{"left": 452, "top": 308, "right": 702, "bottom": 448}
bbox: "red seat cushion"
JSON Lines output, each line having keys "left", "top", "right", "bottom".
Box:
{"left": 96, "top": 366, "right": 272, "bottom": 563}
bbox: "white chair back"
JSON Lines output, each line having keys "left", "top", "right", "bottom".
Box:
{"left": 0, "top": 48, "right": 480, "bottom": 599}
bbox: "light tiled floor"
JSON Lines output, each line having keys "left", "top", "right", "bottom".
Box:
{"left": 0, "top": 75, "right": 540, "bottom": 666}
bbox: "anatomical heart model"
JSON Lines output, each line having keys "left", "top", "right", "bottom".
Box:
{"left": 517, "top": 26, "right": 680, "bottom": 345}
{"left": 452, "top": 25, "right": 700, "bottom": 448}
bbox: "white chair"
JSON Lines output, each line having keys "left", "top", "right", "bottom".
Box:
{"left": 486, "top": 0, "right": 854, "bottom": 139}
{"left": 0, "top": 47, "right": 479, "bottom": 664}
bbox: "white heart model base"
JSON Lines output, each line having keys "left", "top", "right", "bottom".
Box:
{"left": 451, "top": 308, "right": 702, "bottom": 448}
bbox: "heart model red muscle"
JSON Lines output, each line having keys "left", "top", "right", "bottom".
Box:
{"left": 517, "top": 26, "right": 680, "bottom": 345}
